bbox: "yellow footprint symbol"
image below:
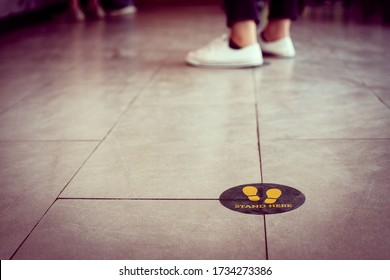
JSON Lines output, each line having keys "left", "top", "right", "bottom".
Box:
{"left": 242, "top": 186, "right": 260, "bottom": 202}
{"left": 264, "top": 188, "right": 282, "bottom": 204}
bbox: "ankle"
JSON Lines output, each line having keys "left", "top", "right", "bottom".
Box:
{"left": 262, "top": 19, "right": 291, "bottom": 42}
{"left": 229, "top": 38, "right": 243, "bottom": 49}
{"left": 261, "top": 31, "right": 289, "bottom": 42}
{"left": 229, "top": 37, "right": 256, "bottom": 49}
{"left": 230, "top": 20, "right": 258, "bottom": 48}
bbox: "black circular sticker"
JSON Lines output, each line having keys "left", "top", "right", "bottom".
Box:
{"left": 219, "top": 183, "right": 305, "bottom": 215}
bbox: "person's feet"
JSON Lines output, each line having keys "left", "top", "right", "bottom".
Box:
{"left": 259, "top": 19, "right": 295, "bottom": 58}
{"left": 259, "top": 33, "right": 296, "bottom": 58}
{"left": 86, "top": 4, "right": 106, "bottom": 20}
{"left": 107, "top": 5, "right": 137, "bottom": 17}
{"left": 68, "top": 7, "right": 86, "bottom": 22}
{"left": 68, "top": 4, "right": 106, "bottom": 21}
{"left": 185, "top": 34, "right": 263, "bottom": 68}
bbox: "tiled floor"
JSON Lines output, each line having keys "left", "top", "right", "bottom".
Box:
{"left": 0, "top": 3, "right": 389, "bottom": 260}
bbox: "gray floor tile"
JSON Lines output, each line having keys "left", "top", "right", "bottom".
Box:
{"left": 59, "top": 50, "right": 167, "bottom": 84}
{"left": 0, "top": 141, "right": 96, "bottom": 259}
{"left": 0, "top": 82, "right": 45, "bottom": 114}
{"left": 255, "top": 68, "right": 390, "bottom": 140}
{"left": 260, "top": 140, "right": 390, "bottom": 259}
{"left": 13, "top": 200, "right": 266, "bottom": 260}
{"left": 370, "top": 87, "right": 390, "bottom": 109}
{"left": 0, "top": 80, "right": 145, "bottom": 141}
{"left": 351, "top": 68, "right": 390, "bottom": 109}
{"left": 60, "top": 104, "right": 261, "bottom": 199}
{"left": 136, "top": 61, "right": 256, "bottom": 105}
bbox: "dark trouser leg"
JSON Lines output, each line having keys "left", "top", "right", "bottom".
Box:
{"left": 268, "top": 0, "right": 300, "bottom": 21}
{"left": 223, "top": 0, "right": 259, "bottom": 27}
{"left": 224, "top": 0, "right": 302, "bottom": 28}
{"left": 101, "top": 0, "right": 134, "bottom": 10}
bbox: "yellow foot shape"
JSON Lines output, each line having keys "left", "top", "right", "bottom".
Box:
{"left": 264, "top": 188, "right": 282, "bottom": 204}
{"left": 242, "top": 186, "right": 260, "bottom": 202}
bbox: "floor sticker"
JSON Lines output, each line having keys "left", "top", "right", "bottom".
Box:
{"left": 219, "top": 183, "right": 305, "bottom": 215}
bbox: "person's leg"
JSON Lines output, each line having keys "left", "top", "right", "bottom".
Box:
{"left": 224, "top": 0, "right": 259, "bottom": 28}
{"left": 185, "top": 0, "right": 262, "bottom": 68}
{"left": 259, "top": 0, "right": 299, "bottom": 57}
{"left": 87, "top": 0, "right": 106, "bottom": 19}
{"left": 262, "top": 19, "right": 291, "bottom": 41}
{"left": 68, "top": 0, "right": 85, "bottom": 21}
{"left": 262, "top": 0, "right": 299, "bottom": 41}
{"left": 102, "top": 0, "right": 135, "bottom": 10}
{"left": 268, "top": 0, "right": 299, "bottom": 21}
{"left": 224, "top": 0, "right": 258, "bottom": 47}
{"left": 229, "top": 20, "right": 258, "bottom": 48}
{"left": 88, "top": 0, "right": 105, "bottom": 10}
{"left": 69, "top": 0, "right": 81, "bottom": 10}
{"left": 101, "top": 0, "right": 137, "bottom": 16}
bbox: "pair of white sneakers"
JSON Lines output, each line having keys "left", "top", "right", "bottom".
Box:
{"left": 186, "top": 34, "right": 295, "bottom": 68}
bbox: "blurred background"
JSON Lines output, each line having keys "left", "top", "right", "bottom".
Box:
{"left": 1, "top": 0, "right": 389, "bottom": 28}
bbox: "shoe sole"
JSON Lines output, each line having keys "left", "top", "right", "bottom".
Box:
{"left": 108, "top": 7, "right": 137, "bottom": 16}
{"left": 262, "top": 51, "right": 295, "bottom": 58}
{"left": 185, "top": 57, "right": 264, "bottom": 69}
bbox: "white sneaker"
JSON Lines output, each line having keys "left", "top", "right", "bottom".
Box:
{"left": 259, "top": 36, "right": 296, "bottom": 58}
{"left": 186, "top": 34, "right": 263, "bottom": 68}
{"left": 108, "top": 5, "right": 137, "bottom": 17}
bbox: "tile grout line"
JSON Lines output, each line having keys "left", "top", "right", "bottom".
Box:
{"left": 2, "top": 138, "right": 390, "bottom": 144}
{"left": 9, "top": 62, "right": 165, "bottom": 260}
{"left": 0, "top": 62, "right": 78, "bottom": 118}
{"left": 0, "top": 80, "right": 53, "bottom": 118}
{"left": 263, "top": 215, "right": 269, "bottom": 260}
{"left": 350, "top": 66, "right": 390, "bottom": 111}
{"left": 254, "top": 104, "right": 264, "bottom": 183}
{"left": 56, "top": 62, "right": 165, "bottom": 200}
{"left": 366, "top": 84, "right": 390, "bottom": 111}
{"left": 252, "top": 69, "right": 269, "bottom": 260}
{"left": 9, "top": 199, "right": 58, "bottom": 260}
